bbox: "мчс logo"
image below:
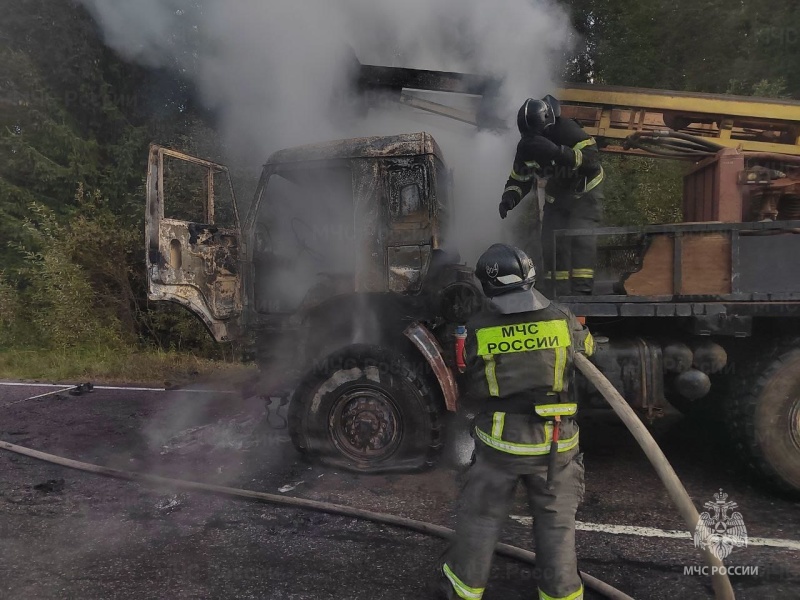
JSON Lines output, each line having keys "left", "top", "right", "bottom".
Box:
{"left": 693, "top": 489, "right": 748, "bottom": 560}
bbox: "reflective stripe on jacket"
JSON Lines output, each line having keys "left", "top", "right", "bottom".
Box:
{"left": 502, "top": 117, "right": 603, "bottom": 204}
{"left": 464, "top": 302, "right": 594, "bottom": 402}
{"left": 475, "top": 414, "right": 579, "bottom": 456}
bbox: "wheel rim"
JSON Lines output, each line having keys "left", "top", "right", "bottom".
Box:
{"left": 329, "top": 386, "right": 401, "bottom": 462}
{"left": 789, "top": 397, "right": 800, "bottom": 453}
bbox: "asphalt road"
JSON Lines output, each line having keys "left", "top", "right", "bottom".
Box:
{"left": 0, "top": 380, "right": 798, "bottom": 600}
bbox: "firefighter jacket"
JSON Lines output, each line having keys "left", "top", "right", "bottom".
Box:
{"left": 502, "top": 117, "right": 604, "bottom": 209}
{"left": 463, "top": 301, "right": 595, "bottom": 417}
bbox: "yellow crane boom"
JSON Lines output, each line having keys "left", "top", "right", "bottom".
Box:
{"left": 556, "top": 83, "right": 800, "bottom": 156}
{"left": 355, "top": 62, "right": 800, "bottom": 157}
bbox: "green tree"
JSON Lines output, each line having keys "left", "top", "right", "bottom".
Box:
{"left": 0, "top": 0, "right": 224, "bottom": 355}
{"left": 563, "top": 0, "right": 800, "bottom": 98}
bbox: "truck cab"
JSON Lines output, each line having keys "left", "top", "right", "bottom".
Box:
{"left": 146, "top": 132, "right": 479, "bottom": 472}
{"left": 147, "top": 133, "right": 452, "bottom": 339}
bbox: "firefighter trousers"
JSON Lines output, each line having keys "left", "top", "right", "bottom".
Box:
{"left": 439, "top": 414, "right": 585, "bottom": 600}
{"left": 540, "top": 183, "right": 604, "bottom": 296}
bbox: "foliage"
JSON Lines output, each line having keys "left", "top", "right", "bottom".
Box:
{"left": 563, "top": 0, "right": 800, "bottom": 98}
{"left": 0, "top": 345, "right": 254, "bottom": 386}
{"left": 0, "top": 0, "right": 223, "bottom": 363}
{"left": 5, "top": 191, "right": 124, "bottom": 348}
{"left": 0, "top": 185, "right": 225, "bottom": 356}
{"left": 601, "top": 156, "right": 684, "bottom": 227}
{"left": 0, "top": 275, "right": 21, "bottom": 346}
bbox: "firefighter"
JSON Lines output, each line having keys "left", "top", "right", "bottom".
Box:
{"left": 433, "top": 243, "right": 594, "bottom": 600}
{"left": 498, "top": 95, "right": 604, "bottom": 296}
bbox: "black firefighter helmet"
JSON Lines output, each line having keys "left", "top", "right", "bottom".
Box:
{"left": 475, "top": 243, "right": 550, "bottom": 314}
{"left": 517, "top": 97, "right": 557, "bottom": 136}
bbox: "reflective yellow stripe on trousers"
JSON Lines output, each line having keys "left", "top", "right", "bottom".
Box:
{"left": 539, "top": 583, "right": 585, "bottom": 600}
{"left": 443, "top": 564, "right": 485, "bottom": 599}
{"left": 546, "top": 271, "right": 570, "bottom": 281}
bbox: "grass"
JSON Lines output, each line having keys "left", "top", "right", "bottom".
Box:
{"left": 0, "top": 345, "right": 256, "bottom": 387}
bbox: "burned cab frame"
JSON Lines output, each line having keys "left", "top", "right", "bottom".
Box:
{"left": 145, "top": 133, "right": 476, "bottom": 472}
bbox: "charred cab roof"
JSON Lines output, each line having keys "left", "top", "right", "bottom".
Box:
{"left": 265, "top": 132, "right": 444, "bottom": 166}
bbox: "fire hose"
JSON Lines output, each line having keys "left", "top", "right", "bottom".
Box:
{"left": 0, "top": 439, "right": 632, "bottom": 600}
{"left": 0, "top": 358, "right": 734, "bottom": 599}
{"left": 574, "top": 353, "right": 735, "bottom": 600}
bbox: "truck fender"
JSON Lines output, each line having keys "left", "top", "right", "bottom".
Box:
{"left": 404, "top": 322, "right": 459, "bottom": 412}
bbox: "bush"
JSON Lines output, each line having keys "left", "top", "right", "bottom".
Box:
{"left": 0, "top": 275, "right": 22, "bottom": 346}
{"left": 2, "top": 185, "right": 228, "bottom": 360}
{"left": 9, "top": 195, "right": 125, "bottom": 349}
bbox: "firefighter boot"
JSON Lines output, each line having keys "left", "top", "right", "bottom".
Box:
{"left": 571, "top": 270, "right": 594, "bottom": 295}
{"left": 540, "top": 271, "right": 571, "bottom": 297}
{"left": 555, "top": 277, "right": 572, "bottom": 297}
{"left": 427, "top": 577, "right": 457, "bottom": 600}
{"left": 427, "top": 563, "right": 458, "bottom": 600}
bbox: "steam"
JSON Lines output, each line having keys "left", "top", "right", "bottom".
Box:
{"left": 79, "top": 0, "right": 574, "bottom": 261}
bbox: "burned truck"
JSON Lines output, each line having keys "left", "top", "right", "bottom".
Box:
{"left": 146, "top": 64, "right": 800, "bottom": 496}
{"left": 146, "top": 133, "right": 481, "bottom": 472}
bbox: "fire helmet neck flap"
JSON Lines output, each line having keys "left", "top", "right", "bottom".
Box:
{"left": 475, "top": 243, "right": 550, "bottom": 314}
{"left": 517, "top": 97, "right": 556, "bottom": 136}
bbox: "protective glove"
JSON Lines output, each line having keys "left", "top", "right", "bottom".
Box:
{"left": 499, "top": 191, "right": 518, "bottom": 219}
{"left": 520, "top": 135, "right": 575, "bottom": 167}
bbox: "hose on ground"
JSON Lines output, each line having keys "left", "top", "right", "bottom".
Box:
{"left": 0, "top": 439, "right": 633, "bottom": 600}
{"left": 574, "top": 353, "right": 735, "bottom": 600}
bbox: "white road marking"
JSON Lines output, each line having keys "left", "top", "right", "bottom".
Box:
{"left": 25, "top": 387, "right": 76, "bottom": 400}
{"left": 85, "top": 386, "right": 237, "bottom": 393}
{"left": 509, "top": 515, "right": 800, "bottom": 551}
{"left": 0, "top": 382, "right": 238, "bottom": 407}
{"left": 0, "top": 382, "right": 236, "bottom": 393}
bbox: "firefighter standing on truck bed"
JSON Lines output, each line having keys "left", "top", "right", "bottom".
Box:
{"left": 433, "top": 243, "right": 594, "bottom": 600}
{"left": 499, "top": 95, "right": 604, "bottom": 296}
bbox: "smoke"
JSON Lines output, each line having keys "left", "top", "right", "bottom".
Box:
{"left": 79, "top": 0, "right": 574, "bottom": 262}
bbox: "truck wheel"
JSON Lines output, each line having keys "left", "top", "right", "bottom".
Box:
{"left": 727, "top": 346, "right": 800, "bottom": 497}
{"left": 289, "top": 344, "right": 443, "bottom": 473}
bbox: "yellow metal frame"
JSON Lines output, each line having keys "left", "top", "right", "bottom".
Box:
{"left": 556, "top": 83, "right": 800, "bottom": 156}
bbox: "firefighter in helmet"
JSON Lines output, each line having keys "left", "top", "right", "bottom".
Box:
{"left": 499, "top": 95, "right": 604, "bottom": 296}
{"left": 434, "top": 243, "right": 594, "bottom": 600}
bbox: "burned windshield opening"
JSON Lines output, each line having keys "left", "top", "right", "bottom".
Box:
{"left": 253, "top": 165, "right": 355, "bottom": 314}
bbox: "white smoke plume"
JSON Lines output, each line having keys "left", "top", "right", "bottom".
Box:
{"left": 79, "top": 0, "right": 574, "bottom": 262}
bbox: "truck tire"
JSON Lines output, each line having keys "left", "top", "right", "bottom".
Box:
{"left": 289, "top": 344, "right": 443, "bottom": 473}
{"left": 726, "top": 345, "right": 800, "bottom": 497}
